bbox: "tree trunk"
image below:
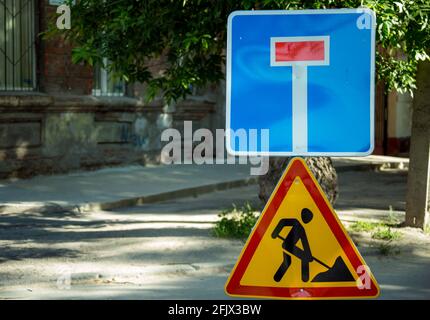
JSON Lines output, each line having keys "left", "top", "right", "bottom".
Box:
{"left": 258, "top": 157, "right": 338, "bottom": 206}
{"left": 405, "top": 60, "right": 430, "bottom": 229}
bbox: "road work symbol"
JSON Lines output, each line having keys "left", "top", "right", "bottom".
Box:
{"left": 272, "top": 208, "right": 355, "bottom": 283}
{"left": 272, "top": 209, "right": 314, "bottom": 282}
{"left": 225, "top": 157, "right": 380, "bottom": 299}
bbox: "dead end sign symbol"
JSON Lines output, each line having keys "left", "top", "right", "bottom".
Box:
{"left": 270, "top": 36, "right": 330, "bottom": 154}
{"left": 225, "top": 158, "right": 380, "bottom": 299}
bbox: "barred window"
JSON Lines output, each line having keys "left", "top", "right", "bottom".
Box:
{"left": 92, "top": 58, "right": 125, "bottom": 97}
{"left": 0, "top": 0, "right": 36, "bottom": 91}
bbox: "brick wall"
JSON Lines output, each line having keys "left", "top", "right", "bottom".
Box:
{"left": 38, "top": 0, "right": 93, "bottom": 95}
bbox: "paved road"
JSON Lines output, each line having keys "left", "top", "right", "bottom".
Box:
{"left": 1, "top": 169, "right": 429, "bottom": 300}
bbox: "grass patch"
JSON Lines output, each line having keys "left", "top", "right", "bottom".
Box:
{"left": 349, "top": 218, "right": 403, "bottom": 256}
{"left": 371, "top": 227, "right": 402, "bottom": 241}
{"left": 213, "top": 202, "right": 259, "bottom": 239}
{"left": 348, "top": 221, "right": 381, "bottom": 233}
{"left": 349, "top": 219, "right": 401, "bottom": 241}
{"left": 348, "top": 206, "right": 401, "bottom": 234}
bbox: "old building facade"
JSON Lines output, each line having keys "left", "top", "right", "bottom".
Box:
{"left": 0, "top": 0, "right": 223, "bottom": 179}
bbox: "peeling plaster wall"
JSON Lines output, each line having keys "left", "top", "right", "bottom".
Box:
{"left": 0, "top": 95, "right": 216, "bottom": 179}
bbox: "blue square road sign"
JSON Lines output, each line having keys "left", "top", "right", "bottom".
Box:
{"left": 226, "top": 9, "right": 376, "bottom": 156}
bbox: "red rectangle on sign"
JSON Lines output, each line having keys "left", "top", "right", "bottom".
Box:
{"left": 275, "top": 41, "right": 325, "bottom": 62}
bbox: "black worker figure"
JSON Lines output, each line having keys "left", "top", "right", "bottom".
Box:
{"left": 271, "top": 208, "right": 314, "bottom": 283}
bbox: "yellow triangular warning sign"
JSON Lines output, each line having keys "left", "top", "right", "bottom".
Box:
{"left": 225, "top": 157, "right": 379, "bottom": 299}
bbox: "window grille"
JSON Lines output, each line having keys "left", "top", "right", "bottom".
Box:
{"left": 0, "top": 0, "right": 36, "bottom": 91}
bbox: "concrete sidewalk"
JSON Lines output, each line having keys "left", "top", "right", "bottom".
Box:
{"left": 0, "top": 155, "right": 409, "bottom": 215}
{"left": 0, "top": 164, "right": 257, "bottom": 214}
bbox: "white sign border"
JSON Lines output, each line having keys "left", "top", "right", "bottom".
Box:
{"left": 226, "top": 8, "right": 376, "bottom": 157}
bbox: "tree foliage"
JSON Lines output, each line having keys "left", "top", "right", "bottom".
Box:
{"left": 60, "top": 0, "right": 430, "bottom": 102}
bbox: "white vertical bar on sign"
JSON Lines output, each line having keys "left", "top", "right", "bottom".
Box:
{"left": 292, "top": 65, "right": 308, "bottom": 153}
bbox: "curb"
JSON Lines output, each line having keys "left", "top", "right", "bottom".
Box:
{"left": 1, "top": 177, "right": 259, "bottom": 215}
{"left": 81, "top": 176, "right": 259, "bottom": 212}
